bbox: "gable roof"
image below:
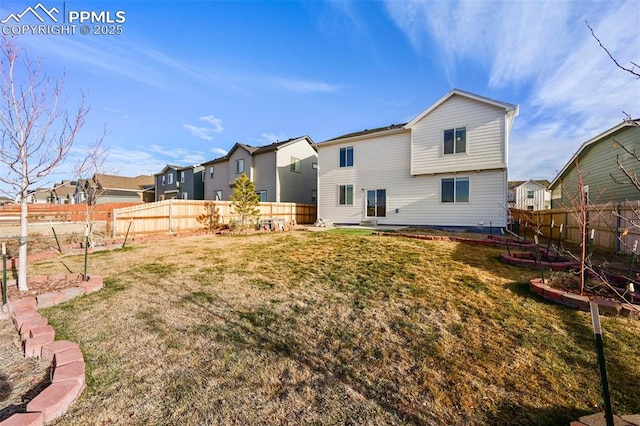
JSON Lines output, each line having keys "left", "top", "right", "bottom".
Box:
{"left": 202, "top": 136, "right": 315, "bottom": 165}
{"left": 319, "top": 89, "right": 518, "bottom": 146}
{"left": 549, "top": 119, "right": 639, "bottom": 189}
{"left": 93, "top": 174, "right": 154, "bottom": 191}
{"left": 508, "top": 179, "right": 551, "bottom": 189}
{"left": 322, "top": 123, "right": 408, "bottom": 144}
{"left": 405, "top": 88, "right": 519, "bottom": 129}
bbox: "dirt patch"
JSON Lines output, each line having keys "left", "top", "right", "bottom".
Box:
{"left": 4, "top": 275, "right": 86, "bottom": 302}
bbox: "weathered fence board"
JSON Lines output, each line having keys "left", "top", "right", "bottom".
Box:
{"left": 112, "top": 200, "right": 317, "bottom": 238}
{"left": 510, "top": 202, "right": 640, "bottom": 255}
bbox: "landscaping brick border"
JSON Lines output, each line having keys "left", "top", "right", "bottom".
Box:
{"left": 529, "top": 278, "right": 639, "bottom": 318}
{"left": 0, "top": 275, "right": 103, "bottom": 425}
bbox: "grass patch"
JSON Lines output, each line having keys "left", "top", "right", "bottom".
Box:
{"left": 324, "top": 228, "right": 374, "bottom": 236}
{"left": 23, "top": 232, "right": 640, "bottom": 425}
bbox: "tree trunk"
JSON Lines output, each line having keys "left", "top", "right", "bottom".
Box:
{"left": 18, "top": 188, "right": 28, "bottom": 291}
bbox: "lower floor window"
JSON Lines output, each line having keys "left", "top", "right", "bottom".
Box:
{"left": 181, "top": 192, "right": 188, "bottom": 200}
{"left": 256, "top": 190, "right": 267, "bottom": 202}
{"left": 214, "top": 190, "right": 222, "bottom": 200}
{"left": 441, "top": 177, "right": 469, "bottom": 203}
{"left": 339, "top": 185, "right": 353, "bottom": 205}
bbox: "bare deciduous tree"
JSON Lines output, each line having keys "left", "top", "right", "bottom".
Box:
{"left": 0, "top": 36, "right": 88, "bottom": 290}
{"left": 72, "top": 130, "right": 111, "bottom": 248}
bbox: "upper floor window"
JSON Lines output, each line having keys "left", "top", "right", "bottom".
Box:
{"left": 162, "top": 176, "right": 166, "bottom": 186}
{"left": 209, "top": 166, "right": 214, "bottom": 179}
{"left": 291, "top": 157, "right": 301, "bottom": 173}
{"left": 527, "top": 190, "right": 534, "bottom": 199}
{"left": 441, "top": 177, "right": 469, "bottom": 203}
{"left": 444, "top": 127, "right": 466, "bottom": 155}
{"left": 167, "top": 173, "right": 174, "bottom": 185}
{"left": 236, "top": 159, "right": 244, "bottom": 174}
{"left": 339, "top": 184, "right": 353, "bottom": 205}
{"left": 339, "top": 146, "right": 354, "bottom": 167}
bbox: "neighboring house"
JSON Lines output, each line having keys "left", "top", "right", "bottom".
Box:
{"left": 51, "top": 180, "right": 77, "bottom": 204}
{"left": 0, "top": 196, "right": 14, "bottom": 206}
{"left": 75, "top": 174, "right": 155, "bottom": 205}
{"left": 20, "top": 188, "right": 52, "bottom": 204}
{"left": 317, "top": 89, "right": 519, "bottom": 228}
{"left": 202, "top": 136, "right": 318, "bottom": 204}
{"left": 155, "top": 165, "right": 205, "bottom": 201}
{"left": 549, "top": 120, "right": 640, "bottom": 209}
{"left": 508, "top": 180, "right": 551, "bottom": 210}
{"left": 16, "top": 180, "right": 77, "bottom": 204}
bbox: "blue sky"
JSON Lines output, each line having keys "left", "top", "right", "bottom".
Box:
{"left": 1, "top": 0, "right": 639, "bottom": 192}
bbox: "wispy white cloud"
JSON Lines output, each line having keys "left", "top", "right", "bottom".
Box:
{"left": 211, "top": 147, "right": 228, "bottom": 157}
{"left": 258, "top": 132, "right": 288, "bottom": 143}
{"left": 15, "top": 35, "right": 237, "bottom": 93}
{"left": 272, "top": 77, "right": 342, "bottom": 94}
{"left": 384, "top": 0, "right": 640, "bottom": 181}
{"left": 183, "top": 115, "right": 224, "bottom": 141}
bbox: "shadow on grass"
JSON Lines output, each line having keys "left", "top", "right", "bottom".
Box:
{"left": 0, "top": 368, "right": 51, "bottom": 422}
{"left": 488, "top": 401, "right": 588, "bottom": 426}
{"left": 505, "top": 281, "right": 640, "bottom": 418}
{"left": 182, "top": 292, "right": 426, "bottom": 425}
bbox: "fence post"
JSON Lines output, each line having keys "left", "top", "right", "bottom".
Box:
{"left": 615, "top": 205, "right": 621, "bottom": 256}
{"left": 168, "top": 201, "right": 173, "bottom": 235}
{"left": 112, "top": 209, "right": 118, "bottom": 239}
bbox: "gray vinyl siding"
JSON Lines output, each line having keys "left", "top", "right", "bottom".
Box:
{"left": 276, "top": 141, "right": 318, "bottom": 204}
{"left": 155, "top": 169, "right": 179, "bottom": 200}
{"left": 253, "top": 152, "right": 277, "bottom": 202}
{"left": 552, "top": 126, "right": 640, "bottom": 208}
{"left": 179, "top": 167, "right": 204, "bottom": 200}
{"left": 228, "top": 149, "right": 253, "bottom": 184}
{"left": 410, "top": 95, "right": 506, "bottom": 175}
{"left": 204, "top": 161, "right": 230, "bottom": 200}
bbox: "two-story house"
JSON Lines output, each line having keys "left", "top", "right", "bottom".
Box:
{"left": 202, "top": 136, "right": 317, "bottom": 204}
{"left": 74, "top": 174, "right": 154, "bottom": 205}
{"left": 508, "top": 180, "right": 551, "bottom": 211}
{"left": 549, "top": 120, "right": 640, "bottom": 209}
{"left": 317, "top": 89, "right": 519, "bottom": 228}
{"left": 155, "top": 165, "right": 205, "bottom": 201}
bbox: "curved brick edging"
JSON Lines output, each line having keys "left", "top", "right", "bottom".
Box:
{"left": 529, "top": 278, "right": 640, "bottom": 318}
{"left": 373, "top": 231, "right": 521, "bottom": 247}
{"left": 501, "top": 252, "right": 581, "bottom": 271}
{"left": 0, "top": 275, "right": 103, "bottom": 425}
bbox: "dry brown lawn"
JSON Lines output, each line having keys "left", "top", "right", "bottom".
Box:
{"left": 8, "top": 229, "right": 640, "bottom": 425}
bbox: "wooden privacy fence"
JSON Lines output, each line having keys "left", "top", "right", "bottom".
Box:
{"left": 111, "top": 200, "right": 317, "bottom": 238}
{"left": 510, "top": 202, "right": 640, "bottom": 255}
{"left": 0, "top": 202, "right": 139, "bottom": 222}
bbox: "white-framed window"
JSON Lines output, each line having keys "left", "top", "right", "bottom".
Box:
{"left": 444, "top": 127, "right": 466, "bottom": 155}
{"left": 441, "top": 177, "right": 469, "bottom": 203}
{"left": 256, "top": 190, "right": 267, "bottom": 202}
{"left": 182, "top": 192, "right": 188, "bottom": 199}
{"left": 214, "top": 190, "right": 222, "bottom": 200}
{"left": 209, "top": 166, "right": 214, "bottom": 179}
{"left": 162, "top": 176, "right": 166, "bottom": 186}
{"left": 339, "top": 184, "right": 353, "bottom": 205}
{"left": 290, "top": 157, "right": 301, "bottom": 173}
{"left": 168, "top": 173, "right": 174, "bottom": 185}
{"left": 236, "top": 159, "right": 244, "bottom": 174}
{"left": 311, "top": 189, "right": 317, "bottom": 204}
{"left": 527, "top": 190, "right": 534, "bottom": 199}
{"left": 180, "top": 171, "right": 185, "bottom": 183}
{"left": 339, "top": 147, "right": 354, "bottom": 167}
